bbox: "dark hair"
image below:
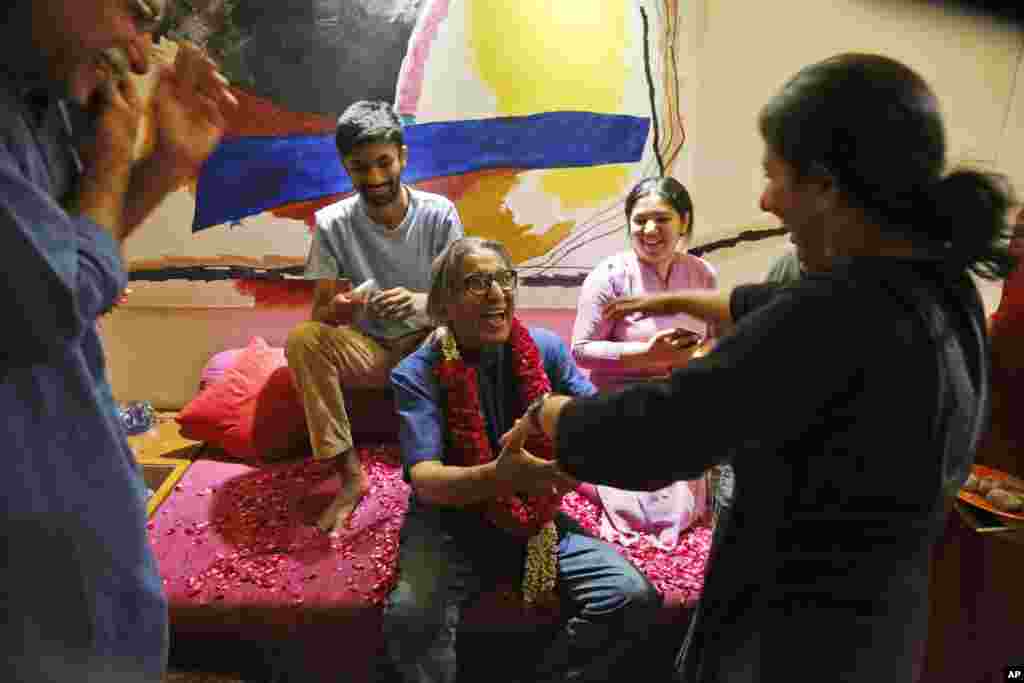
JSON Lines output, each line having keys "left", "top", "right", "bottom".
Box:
{"left": 426, "top": 237, "right": 515, "bottom": 324}
{"left": 335, "top": 101, "right": 404, "bottom": 159}
{"left": 759, "top": 53, "right": 1015, "bottom": 280}
{"left": 624, "top": 176, "right": 695, "bottom": 236}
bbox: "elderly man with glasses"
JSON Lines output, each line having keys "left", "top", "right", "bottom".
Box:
{"left": 0, "top": 2, "right": 236, "bottom": 681}
{"left": 381, "top": 237, "right": 661, "bottom": 683}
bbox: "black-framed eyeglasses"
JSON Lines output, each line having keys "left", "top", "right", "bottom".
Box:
{"left": 462, "top": 269, "right": 518, "bottom": 295}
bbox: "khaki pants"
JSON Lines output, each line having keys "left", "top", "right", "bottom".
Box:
{"left": 285, "top": 322, "right": 429, "bottom": 461}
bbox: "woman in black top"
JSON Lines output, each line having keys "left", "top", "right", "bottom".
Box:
{"left": 505, "top": 53, "right": 1015, "bottom": 682}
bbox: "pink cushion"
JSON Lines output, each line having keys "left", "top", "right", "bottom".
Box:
{"left": 198, "top": 348, "right": 246, "bottom": 392}
{"left": 177, "top": 337, "right": 309, "bottom": 460}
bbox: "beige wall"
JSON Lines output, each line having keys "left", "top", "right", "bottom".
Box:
{"left": 101, "top": 306, "right": 306, "bottom": 409}
{"left": 689, "top": 0, "right": 1023, "bottom": 243}
{"left": 688, "top": 0, "right": 1021, "bottom": 306}
{"left": 104, "top": 0, "right": 1022, "bottom": 407}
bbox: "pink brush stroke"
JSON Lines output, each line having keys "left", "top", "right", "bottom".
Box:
{"left": 395, "top": 0, "right": 452, "bottom": 117}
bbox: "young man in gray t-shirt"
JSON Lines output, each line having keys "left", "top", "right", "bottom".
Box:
{"left": 285, "top": 101, "right": 463, "bottom": 534}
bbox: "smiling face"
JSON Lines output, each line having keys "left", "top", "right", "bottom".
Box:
{"left": 342, "top": 141, "right": 408, "bottom": 208}
{"left": 760, "top": 147, "right": 831, "bottom": 274}
{"left": 443, "top": 249, "right": 517, "bottom": 352}
{"left": 628, "top": 194, "right": 689, "bottom": 269}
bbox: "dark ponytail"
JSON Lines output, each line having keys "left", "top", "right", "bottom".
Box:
{"left": 928, "top": 169, "right": 1016, "bottom": 280}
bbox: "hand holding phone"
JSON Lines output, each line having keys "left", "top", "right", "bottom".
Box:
{"left": 326, "top": 278, "right": 361, "bottom": 325}
{"left": 349, "top": 279, "right": 379, "bottom": 304}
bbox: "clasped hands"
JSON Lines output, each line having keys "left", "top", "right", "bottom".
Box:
{"left": 78, "top": 39, "right": 238, "bottom": 194}
{"left": 496, "top": 418, "right": 577, "bottom": 498}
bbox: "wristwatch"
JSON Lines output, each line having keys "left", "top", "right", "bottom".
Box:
{"left": 526, "top": 392, "right": 551, "bottom": 435}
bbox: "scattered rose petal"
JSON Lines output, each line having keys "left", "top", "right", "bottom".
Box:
{"left": 150, "top": 446, "right": 709, "bottom": 611}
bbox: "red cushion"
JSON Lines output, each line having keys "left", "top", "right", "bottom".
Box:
{"left": 177, "top": 337, "right": 309, "bottom": 460}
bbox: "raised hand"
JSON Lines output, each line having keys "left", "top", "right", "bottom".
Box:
{"left": 75, "top": 75, "right": 145, "bottom": 236}
{"left": 147, "top": 41, "right": 238, "bottom": 178}
{"left": 81, "top": 76, "right": 144, "bottom": 180}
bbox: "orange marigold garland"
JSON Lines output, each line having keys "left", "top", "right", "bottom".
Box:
{"left": 435, "top": 318, "right": 560, "bottom": 603}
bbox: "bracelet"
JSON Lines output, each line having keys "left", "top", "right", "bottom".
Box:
{"left": 527, "top": 392, "right": 550, "bottom": 435}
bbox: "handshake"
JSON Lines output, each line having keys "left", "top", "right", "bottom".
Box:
{"left": 495, "top": 415, "right": 578, "bottom": 499}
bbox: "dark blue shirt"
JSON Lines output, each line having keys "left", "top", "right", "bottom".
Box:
{"left": 0, "top": 70, "right": 167, "bottom": 681}
{"left": 392, "top": 327, "right": 596, "bottom": 480}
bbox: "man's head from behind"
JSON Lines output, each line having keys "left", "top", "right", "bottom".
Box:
{"left": 427, "top": 237, "right": 519, "bottom": 352}
{"left": 336, "top": 101, "right": 408, "bottom": 208}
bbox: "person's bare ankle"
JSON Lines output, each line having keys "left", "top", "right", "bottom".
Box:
{"left": 335, "top": 448, "right": 362, "bottom": 475}
{"left": 317, "top": 449, "right": 370, "bottom": 535}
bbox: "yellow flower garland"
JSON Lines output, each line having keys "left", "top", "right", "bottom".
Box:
{"left": 523, "top": 520, "right": 558, "bottom": 604}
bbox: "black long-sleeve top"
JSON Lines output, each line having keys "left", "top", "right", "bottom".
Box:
{"left": 555, "top": 257, "right": 987, "bottom": 682}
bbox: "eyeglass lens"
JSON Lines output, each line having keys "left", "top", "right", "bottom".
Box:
{"left": 465, "top": 270, "right": 516, "bottom": 293}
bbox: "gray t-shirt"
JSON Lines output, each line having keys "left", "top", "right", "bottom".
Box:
{"left": 764, "top": 249, "right": 803, "bottom": 285}
{"left": 305, "top": 187, "right": 464, "bottom": 340}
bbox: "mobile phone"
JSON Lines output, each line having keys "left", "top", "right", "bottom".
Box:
{"left": 673, "top": 328, "right": 705, "bottom": 349}
{"left": 351, "top": 279, "right": 379, "bottom": 299}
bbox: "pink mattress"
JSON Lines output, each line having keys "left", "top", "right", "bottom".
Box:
{"left": 150, "top": 446, "right": 711, "bottom": 678}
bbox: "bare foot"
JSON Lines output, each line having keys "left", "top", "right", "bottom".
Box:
{"left": 317, "top": 452, "right": 370, "bottom": 535}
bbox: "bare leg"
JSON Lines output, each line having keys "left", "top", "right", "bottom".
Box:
{"left": 318, "top": 448, "right": 371, "bottom": 535}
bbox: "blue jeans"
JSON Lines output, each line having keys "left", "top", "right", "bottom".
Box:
{"left": 381, "top": 501, "right": 662, "bottom": 683}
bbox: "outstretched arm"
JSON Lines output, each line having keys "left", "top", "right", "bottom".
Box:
{"left": 571, "top": 270, "right": 703, "bottom": 372}
{"left": 504, "top": 283, "right": 855, "bottom": 491}
{"left": 395, "top": 364, "right": 566, "bottom": 508}
{"left": 603, "top": 289, "right": 737, "bottom": 334}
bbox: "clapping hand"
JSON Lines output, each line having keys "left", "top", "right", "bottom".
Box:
{"left": 74, "top": 71, "right": 145, "bottom": 233}
{"left": 81, "top": 74, "right": 144, "bottom": 181}
{"left": 498, "top": 419, "right": 578, "bottom": 497}
{"left": 148, "top": 41, "right": 238, "bottom": 178}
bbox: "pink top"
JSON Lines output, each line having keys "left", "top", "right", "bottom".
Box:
{"left": 571, "top": 250, "right": 718, "bottom": 390}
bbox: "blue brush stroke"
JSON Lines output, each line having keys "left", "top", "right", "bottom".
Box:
{"left": 193, "top": 111, "right": 650, "bottom": 231}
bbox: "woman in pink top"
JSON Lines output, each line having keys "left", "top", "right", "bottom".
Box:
{"left": 572, "top": 176, "right": 717, "bottom": 391}
{"left": 571, "top": 176, "right": 714, "bottom": 548}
